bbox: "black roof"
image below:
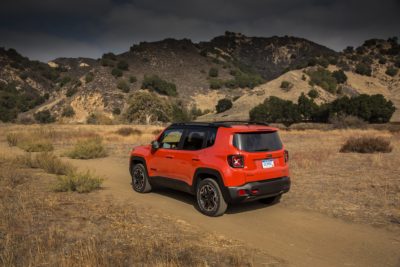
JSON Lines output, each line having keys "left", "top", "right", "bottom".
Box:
{"left": 169, "top": 121, "right": 269, "bottom": 128}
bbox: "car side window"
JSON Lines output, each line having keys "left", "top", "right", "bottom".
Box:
{"left": 159, "top": 129, "right": 183, "bottom": 149}
{"left": 182, "top": 129, "right": 207, "bottom": 150}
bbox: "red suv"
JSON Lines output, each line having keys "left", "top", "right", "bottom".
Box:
{"left": 129, "top": 121, "right": 290, "bottom": 216}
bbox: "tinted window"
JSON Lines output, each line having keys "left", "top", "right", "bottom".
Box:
{"left": 233, "top": 131, "right": 282, "bottom": 152}
{"left": 206, "top": 128, "right": 217, "bottom": 147}
{"left": 182, "top": 130, "right": 206, "bottom": 150}
{"left": 159, "top": 129, "right": 183, "bottom": 149}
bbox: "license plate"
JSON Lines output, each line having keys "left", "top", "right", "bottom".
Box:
{"left": 262, "top": 159, "right": 274, "bottom": 169}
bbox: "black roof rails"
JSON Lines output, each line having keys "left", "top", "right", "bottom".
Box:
{"left": 170, "top": 121, "right": 269, "bottom": 128}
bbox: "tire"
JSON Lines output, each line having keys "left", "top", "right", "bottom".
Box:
{"left": 196, "top": 178, "right": 228, "bottom": 217}
{"left": 131, "top": 163, "right": 152, "bottom": 193}
{"left": 259, "top": 194, "right": 281, "bottom": 205}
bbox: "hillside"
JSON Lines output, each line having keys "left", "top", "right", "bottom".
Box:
{"left": 0, "top": 33, "right": 399, "bottom": 123}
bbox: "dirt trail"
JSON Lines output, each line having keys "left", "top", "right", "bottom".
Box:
{"left": 68, "top": 156, "right": 400, "bottom": 267}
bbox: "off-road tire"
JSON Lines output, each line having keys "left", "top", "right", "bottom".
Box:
{"left": 196, "top": 178, "right": 228, "bottom": 217}
{"left": 131, "top": 163, "right": 152, "bottom": 193}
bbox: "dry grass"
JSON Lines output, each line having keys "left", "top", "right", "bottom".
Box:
{"left": 53, "top": 171, "right": 104, "bottom": 193}
{"left": 65, "top": 137, "right": 108, "bottom": 159}
{"left": 280, "top": 129, "right": 400, "bottom": 228}
{"left": 15, "top": 152, "right": 75, "bottom": 175}
{"left": 340, "top": 136, "right": 392, "bottom": 153}
{"left": 115, "top": 127, "right": 143, "bottom": 136}
{"left": 0, "top": 157, "right": 262, "bottom": 267}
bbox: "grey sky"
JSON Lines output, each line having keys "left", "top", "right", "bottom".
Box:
{"left": 0, "top": 0, "right": 399, "bottom": 61}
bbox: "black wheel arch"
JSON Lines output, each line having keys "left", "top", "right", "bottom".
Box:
{"left": 192, "top": 168, "right": 231, "bottom": 202}
{"left": 130, "top": 156, "right": 148, "bottom": 175}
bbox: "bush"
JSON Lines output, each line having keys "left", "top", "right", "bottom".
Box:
{"left": 6, "top": 133, "right": 18, "bottom": 146}
{"left": 340, "top": 137, "right": 392, "bottom": 153}
{"left": 280, "top": 81, "right": 293, "bottom": 91}
{"left": 329, "top": 115, "right": 366, "bottom": 129}
{"left": 34, "top": 110, "right": 55, "bottom": 124}
{"left": 125, "top": 91, "right": 172, "bottom": 123}
{"left": 308, "top": 89, "right": 319, "bottom": 99}
{"left": 355, "top": 63, "right": 372, "bottom": 76}
{"left": 297, "top": 93, "right": 318, "bottom": 120}
{"left": 171, "top": 103, "right": 191, "bottom": 122}
{"left": 117, "top": 80, "right": 130, "bottom": 93}
{"left": 85, "top": 72, "right": 94, "bottom": 83}
{"left": 141, "top": 75, "right": 177, "bottom": 96}
{"left": 53, "top": 170, "right": 103, "bottom": 193}
{"left": 208, "top": 67, "right": 219, "bottom": 77}
{"left": 65, "top": 137, "right": 108, "bottom": 159}
{"left": 102, "top": 52, "right": 116, "bottom": 61}
{"left": 332, "top": 70, "right": 347, "bottom": 84}
{"left": 129, "top": 76, "right": 137, "bottom": 83}
{"left": 18, "top": 140, "right": 54, "bottom": 152}
{"left": 307, "top": 68, "right": 337, "bottom": 93}
{"left": 216, "top": 98, "right": 233, "bottom": 113}
{"left": 66, "top": 87, "right": 78, "bottom": 97}
{"left": 59, "top": 76, "right": 71, "bottom": 87}
{"left": 209, "top": 79, "right": 223, "bottom": 89}
{"left": 249, "top": 96, "right": 301, "bottom": 126}
{"left": 225, "top": 72, "right": 264, "bottom": 89}
{"left": 111, "top": 68, "right": 123, "bottom": 78}
{"left": 385, "top": 66, "right": 398, "bottom": 77}
{"left": 112, "top": 107, "right": 121, "bottom": 115}
{"left": 115, "top": 127, "right": 142, "bottom": 136}
{"left": 62, "top": 106, "right": 75, "bottom": 117}
{"left": 117, "top": 60, "right": 129, "bottom": 71}
{"left": 16, "top": 152, "right": 75, "bottom": 175}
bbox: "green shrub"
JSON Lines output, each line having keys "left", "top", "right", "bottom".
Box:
{"left": 34, "top": 110, "right": 55, "bottom": 124}
{"left": 18, "top": 140, "right": 54, "bottom": 152}
{"left": 112, "top": 107, "right": 121, "bottom": 115}
{"left": 53, "top": 171, "right": 103, "bottom": 193}
{"left": 385, "top": 66, "right": 398, "bottom": 77}
{"left": 332, "top": 70, "right": 347, "bottom": 84}
{"left": 111, "top": 68, "right": 123, "bottom": 78}
{"left": 65, "top": 137, "right": 108, "bottom": 159}
{"left": 85, "top": 72, "right": 94, "bottom": 83}
{"left": 117, "top": 60, "right": 129, "bottom": 71}
{"left": 355, "top": 63, "right": 372, "bottom": 76}
{"left": 249, "top": 96, "right": 301, "bottom": 126}
{"left": 129, "top": 76, "right": 137, "bottom": 83}
{"left": 216, "top": 99, "right": 233, "bottom": 113}
{"left": 125, "top": 91, "right": 172, "bottom": 123}
{"left": 340, "top": 137, "right": 392, "bottom": 153}
{"left": 308, "top": 89, "right": 319, "bottom": 99}
{"left": 297, "top": 93, "right": 318, "bottom": 120}
{"left": 115, "top": 127, "right": 142, "bottom": 136}
{"left": 141, "top": 75, "right": 177, "bottom": 96}
{"left": 209, "top": 79, "right": 223, "bottom": 89}
{"left": 208, "top": 67, "right": 219, "bottom": 77}
{"left": 226, "top": 72, "right": 264, "bottom": 89}
{"left": 62, "top": 106, "right": 75, "bottom": 117}
{"left": 66, "top": 87, "right": 78, "bottom": 97}
{"left": 59, "top": 76, "right": 71, "bottom": 87}
{"left": 280, "top": 81, "right": 293, "bottom": 91}
{"left": 307, "top": 68, "right": 337, "bottom": 93}
{"left": 117, "top": 80, "right": 130, "bottom": 93}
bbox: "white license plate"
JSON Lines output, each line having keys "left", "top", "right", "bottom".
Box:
{"left": 262, "top": 159, "right": 274, "bottom": 169}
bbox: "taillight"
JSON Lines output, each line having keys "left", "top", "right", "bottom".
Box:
{"left": 228, "top": 155, "right": 244, "bottom": 168}
{"left": 284, "top": 150, "right": 289, "bottom": 163}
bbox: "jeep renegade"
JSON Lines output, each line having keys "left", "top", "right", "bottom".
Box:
{"left": 129, "top": 121, "right": 290, "bottom": 216}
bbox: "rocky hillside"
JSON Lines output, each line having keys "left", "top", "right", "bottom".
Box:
{"left": 0, "top": 33, "right": 399, "bottom": 123}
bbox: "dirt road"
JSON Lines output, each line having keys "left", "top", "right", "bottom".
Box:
{"left": 67, "top": 156, "right": 400, "bottom": 267}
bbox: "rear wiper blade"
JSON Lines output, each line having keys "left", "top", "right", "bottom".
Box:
{"left": 253, "top": 148, "right": 270, "bottom": 151}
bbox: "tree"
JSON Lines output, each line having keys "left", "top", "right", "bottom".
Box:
{"left": 34, "top": 110, "right": 55, "bottom": 123}
{"left": 208, "top": 67, "right": 219, "bottom": 77}
{"left": 249, "top": 96, "right": 301, "bottom": 126}
{"left": 385, "top": 66, "right": 398, "bottom": 77}
{"left": 297, "top": 93, "right": 318, "bottom": 120}
{"left": 307, "top": 89, "right": 319, "bottom": 99}
{"left": 280, "top": 81, "right": 293, "bottom": 91}
{"left": 307, "top": 68, "right": 337, "bottom": 93}
{"left": 355, "top": 63, "right": 372, "bottom": 76}
{"left": 332, "top": 70, "right": 347, "bottom": 84}
{"left": 141, "top": 75, "right": 177, "bottom": 96}
{"left": 216, "top": 98, "right": 233, "bottom": 113}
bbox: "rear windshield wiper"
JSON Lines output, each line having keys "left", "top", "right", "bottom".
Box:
{"left": 253, "top": 148, "right": 270, "bottom": 151}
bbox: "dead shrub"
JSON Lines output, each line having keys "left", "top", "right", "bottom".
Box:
{"left": 329, "top": 115, "right": 366, "bottom": 129}
{"left": 340, "top": 136, "right": 393, "bottom": 153}
{"left": 18, "top": 139, "right": 54, "bottom": 152}
{"left": 6, "top": 133, "right": 18, "bottom": 146}
{"left": 53, "top": 171, "right": 104, "bottom": 193}
{"left": 15, "top": 153, "right": 75, "bottom": 175}
{"left": 115, "top": 127, "right": 142, "bottom": 136}
{"left": 65, "top": 137, "right": 108, "bottom": 159}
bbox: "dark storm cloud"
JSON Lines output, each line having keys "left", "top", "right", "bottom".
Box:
{"left": 0, "top": 0, "right": 399, "bottom": 61}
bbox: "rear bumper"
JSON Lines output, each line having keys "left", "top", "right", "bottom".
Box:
{"left": 227, "top": 176, "right": 290, "bottom": 203}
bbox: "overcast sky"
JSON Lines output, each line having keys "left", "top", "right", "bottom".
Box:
{"left": 0, "top": 0, "right": 399, "bottom": 62}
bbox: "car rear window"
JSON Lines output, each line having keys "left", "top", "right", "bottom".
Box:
{"left": 233, "top": 131, "right": 283, "bottom": 152}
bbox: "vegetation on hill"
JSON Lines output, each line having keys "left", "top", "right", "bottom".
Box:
{"left": 141, "top": 75, "right": 178, "bottom": 96}
{"left": 216, "top": 98, "right": 233, "bottom": 113}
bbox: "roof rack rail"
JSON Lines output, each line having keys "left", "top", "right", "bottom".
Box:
{"left": 170, "top": 121, "right": 269, "bottom": 128}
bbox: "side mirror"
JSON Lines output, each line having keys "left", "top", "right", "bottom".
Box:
{"left": 151, "top": 140, "right": 160, "bottom": 150}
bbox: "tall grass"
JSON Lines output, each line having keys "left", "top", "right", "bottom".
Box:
{"left": 340, "top": 136, "right": 393, "bottom": 153}
{"left": 6, "top": 132, "right": 54, "bottom": 152}
{"left": 53, "top": 171, "right": 104, "bottom": 193}
{"left": 65, "top": 137, "right": 108, "bottom": 159}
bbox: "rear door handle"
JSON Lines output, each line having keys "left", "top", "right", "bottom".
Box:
{"left": 192, "top": 158, "right": 200, "bottom": 162}
{"left": 166, "top": 155, "right": 174, "bottom": 159}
